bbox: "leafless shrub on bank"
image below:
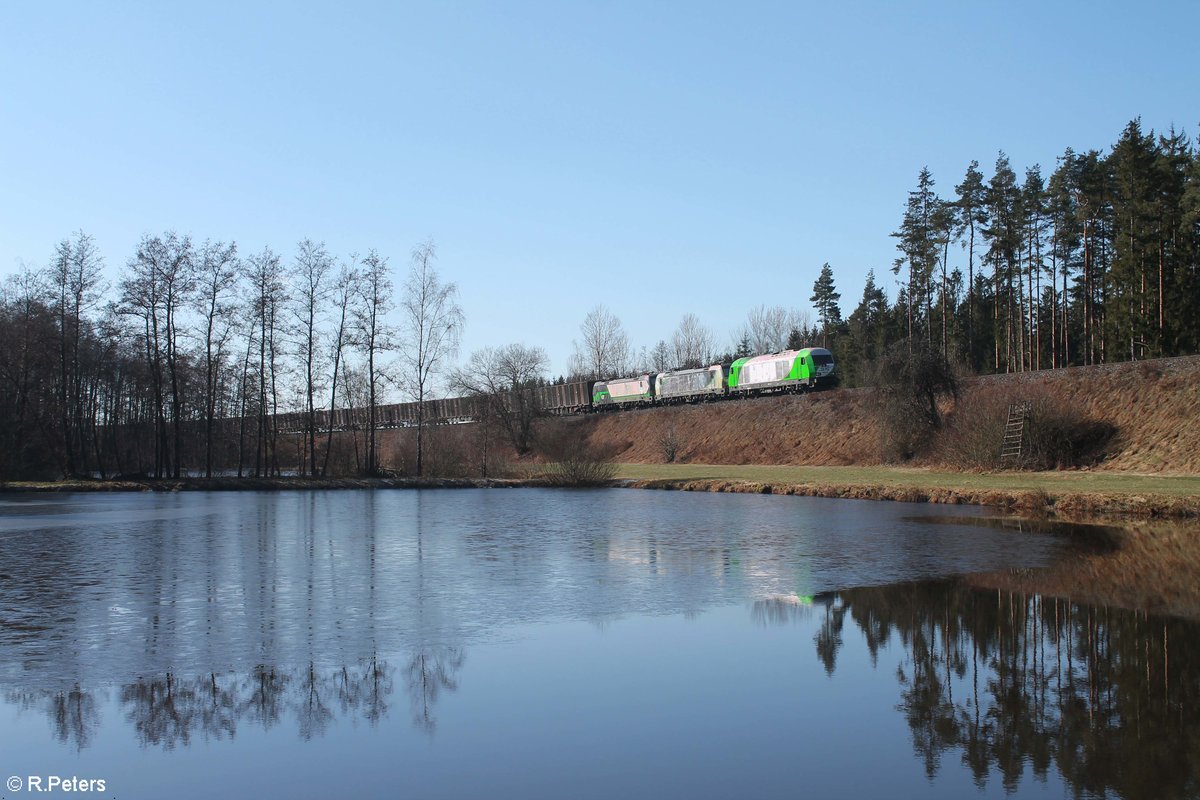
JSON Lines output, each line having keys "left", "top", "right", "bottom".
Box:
{"left": 658, "top": 424, "right": 682, "bottom": 463}
{"left": 539, "top": 425, "right": 616, "bottom": 486}
{"left": 867, "top": 339, "right": 961, "bottom": 462}
{"left": 389, "top": 425, "right": 474, "bottom": 478}
{"left": 938, "top": 386, "right": 1115, "bottom": 470}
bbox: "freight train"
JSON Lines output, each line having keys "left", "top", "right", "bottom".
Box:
{"left": 592, "top": 347, "right": 836, "bottom": 409}
{"left": 272, "top": 347, "right": 836, "bottom": 432}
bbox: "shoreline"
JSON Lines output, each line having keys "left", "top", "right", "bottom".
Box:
{"left": 0, "top": 476, "right": 546, "bottom": 493}
{"left": 620, "top": 477, "right": 1200, "bottom": 519}
{"left": 4, "top": 468, "right": 1200, "bottom": 520}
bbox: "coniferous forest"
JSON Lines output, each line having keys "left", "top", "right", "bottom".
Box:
{"left": 1, "top": 118, "right": 1198, "bottom": 481}
{"left": 827, "top": 119, "right": 1200, "bottom": 387}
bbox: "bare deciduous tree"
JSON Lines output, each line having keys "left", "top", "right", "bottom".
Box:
{"left": 352, "top": 250, "right": 394, "bottom": 476}
{"left": 452, "top": 343, "right": 548, "bottom": 459}
{"left": 119, "top": 232, "right": 193, "bottom": 478}
{"left": 194, "top": 239, "right": 239, "bottom": 478}
{"left": 400, "top": 241, "right": 463, "bottom": 477}
{"left": 649, "top": 339, "right": 672, "bottom": 372}
{"left": 48, "top": 231, "right": 105, "bottom": 477}
{"left": 569, "top": 304, "right": 630, "bottom": 379}
{"left": 746, "top": 305, "right": 807, "bottom": 353}
{"left": 291, "top": 239, "right": 334, "bottom": 476}
{"left": 247, "top": 247, "right": 287, "bottom": 477}
{"left": 670, "top": 313, "right": 715, "bottom": 369}
{"left": 321, "top": 261, "right": 358, "bottom": 476}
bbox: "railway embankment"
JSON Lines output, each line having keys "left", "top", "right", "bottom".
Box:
{"left": 528, "top": 354, "right": 1200, "bottom": 518}
{"left": 565, "top": 354, "right": 1200, "bottom": 474}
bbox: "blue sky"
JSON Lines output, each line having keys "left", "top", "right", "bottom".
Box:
{"left": 2, "top": 1, "right": 1197, "bottom": 375}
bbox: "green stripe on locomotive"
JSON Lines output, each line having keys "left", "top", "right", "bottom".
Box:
{"left": 727, "top": 351, "right": 810, "bottom": 389}
{"left": 788, "top": 349, "right": 815, "bottom": 381}
{"left": 592, "top": 384, "right": 652, "bottom": 404}
{"left": 728, "top": 357, "right": 750, "bottom": 389}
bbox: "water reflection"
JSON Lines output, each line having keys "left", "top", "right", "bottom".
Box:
{"left": 758, "top": 583, "right": 1199, "bottom": 799}
{"left": 5, "top": 657, "right": 413, "bottom": 751}
{"left": 7, "top": 579, "right": 1196, "bottom": 799}
{"left": 406, "top": 648, "right": 464, "bottom": 733}
{"left": 1, "top": 490, "right": 1198, "bottom": 798}
{"left": 5, "top": 685, "right": 101, "bottom": 751}
{"left": 0, "top": 490, "right": 1070, "bottom": 691}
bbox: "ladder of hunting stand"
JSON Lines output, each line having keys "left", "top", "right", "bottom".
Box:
{"left": 1000, "top": 402, "right": 1031, "bottom": 465}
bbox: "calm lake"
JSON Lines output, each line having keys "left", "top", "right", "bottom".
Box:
{"left": 0, "top": 489, "right": 1195, "bottom": 799}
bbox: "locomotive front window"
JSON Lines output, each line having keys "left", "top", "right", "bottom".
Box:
{"left": 812, "top": 354, "right": 834, "bottom": 366}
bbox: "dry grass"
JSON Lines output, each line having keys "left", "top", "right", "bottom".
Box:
{"left": 614, "top": 463, "right": 1200, "bottom": 496}
{"left": 613, "top": 463, "right": 1200, "bottom": 518}
{"left": 566, "top": 355, "right": 1200, "bottom": 475}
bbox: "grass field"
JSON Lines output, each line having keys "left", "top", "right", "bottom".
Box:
{"left": 613, "top": 463, "right": 1200, "bottom": 498}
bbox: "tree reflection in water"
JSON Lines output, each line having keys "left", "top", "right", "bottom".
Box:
{"left": 406, "top": 647, "right": 465, "bottom": 733}
{"left": 4, "top": 684, "right": 102, "bottom": 752}
{"left": 4, "top": 653, "right": 467, "bottom": 750}
{"left": 756, "top": 582, "right": 1200, "bottom": 799}
{"left": 8, "top": 578, "right": 1199, "bottom": 800}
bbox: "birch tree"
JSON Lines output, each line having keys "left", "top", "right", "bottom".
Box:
{"left": 194, "top": 239, "right": 239, "bottom": 477}
{"left": 292, "top": 239, "right": 334, "bottom": 476}
{"left": 670, "top": 313, "right": 715, "bottom": 368}
{"left": 352, "top": 250, "right": 394, "bottom": 476}
{"left": 247, "top": 247, "right": 287, "bottom": 476}
{"left": 569, "top": 305, "right": 630, "bottom": 378}
{"left": 400, "top": 241, "right": 463, "bottom": 477}
{"left": 321, "top": 261, "right": 358, "bottom": 476}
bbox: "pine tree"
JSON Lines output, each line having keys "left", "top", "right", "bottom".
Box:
{"left": 984, "top": 153, "right": 1021, "bottom": 371}
{"left": 1177, "top": 136, "right": 1200, "bottom": 352}
{"left": 1108, "top": 119, "right": 1158, "bottom": 360}
{"left": 954, "top": 161, "right": 988, "bottom": 370}
{"left": 1074, "top": 149, "right": 1113, "bottom": 365}
{"left": 931, "top": 199, "right": 956, "bottom": 358}
{"left": 733, "top": 332, "right": 752, "bottom": 359}
{"left": 1155, "top": 127, "right": 1193, "bottom": 354}
{"left": 1021, "top": 166, "right": 1048, "bottom": 369}
{"left": 1047, "top": 150, "right": 1081, "bottom": 367}
{"left": 810, "top": 262, "right": 842, "bottom": 348}
{"left": 892, "top": 167, "right": 940, "bottom": 346}
{"left": 847, "top": 269, "right": 889, "bottom": 364}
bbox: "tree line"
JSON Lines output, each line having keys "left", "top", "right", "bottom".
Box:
{"left": 564, "top": 119, "right": 1200, "bottom": 391}
{"left": 3, "top": 118, "right": 1197, "bottom": 480}
{"left": 0, "top": 234, "right": 461, "bottom": 480}
{"left": 839, "top": 118, "right": 1200, "bottom": 385}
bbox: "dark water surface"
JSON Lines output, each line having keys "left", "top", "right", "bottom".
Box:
{"left": 0, "top": 489, "right": 1195, "bottom": 799}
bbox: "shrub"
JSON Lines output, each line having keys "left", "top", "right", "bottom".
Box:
{"left": 1023, "top": 396, "right": 1115, "bottom": 470}
{"left": 658, "top": 424, "right": 681, "bottom": 463}
{"left": 938, "top": 385, "right": 1115, "bottom": 471}
{"left": 867, "top": 339, "right": 961, "bottom": 461}
{"left": 538, "top": 424, "right": 617, "bottom": 486}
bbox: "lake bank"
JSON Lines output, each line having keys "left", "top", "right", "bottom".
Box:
{"left": 5, "top": 463, "right": 1200, "bottom": 519}
{"left": 0, "top": 475, "right": 540, "bottom": 492}
{"left": 614, "top": 463, "right": 1200, "bottom": 519}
